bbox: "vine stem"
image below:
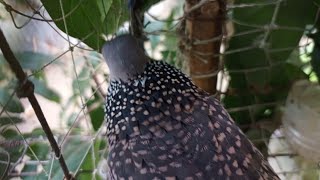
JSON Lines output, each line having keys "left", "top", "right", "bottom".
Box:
{"left": 0, "top": 28, "right": 74, "bottom": 180}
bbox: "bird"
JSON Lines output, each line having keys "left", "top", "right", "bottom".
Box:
{"left": 101, "top": 34, "right": 280, "bottom": 180}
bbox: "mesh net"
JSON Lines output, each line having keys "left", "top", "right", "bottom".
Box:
{"left": 0, "top": 0, "right": 319, "bottom": 179}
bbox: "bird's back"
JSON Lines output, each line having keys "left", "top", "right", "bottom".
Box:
{"left": 104, "top": 61, "right": 279, "bottom": 180}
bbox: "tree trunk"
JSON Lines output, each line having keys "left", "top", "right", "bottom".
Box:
{"left": 179, "top": 0, "right": 226, "bottom": 95}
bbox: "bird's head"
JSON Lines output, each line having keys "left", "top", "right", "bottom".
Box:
{"left": 101, "top": 34, "right": 150, "bottom": 81}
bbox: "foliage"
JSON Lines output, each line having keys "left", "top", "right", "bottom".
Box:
{"left": 145, "top": 6, "right": 181, "bottom": 66}
{"left": 309, "top": 31, "right": 320, "bottom": 83}
{"left": 0, "top": 0, "right": 319, "bottom": 179}
{"left": 224, "top": 0, "right": 318, "bottom": 146}
{"left": 20, "top": 132, "right": 106, "bottom": 180}
{"left": 42, "top": 0, "right": 160, "bottom": 51}
{"left": 1, "top": 0, "right": 162, "bottom": 178}
{"left": 0, "top": 52, "right": 61, "bottom": 178}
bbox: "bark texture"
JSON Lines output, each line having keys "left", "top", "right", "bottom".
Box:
{"left": 179, "top": 0, "right": 226, "bottom": 95}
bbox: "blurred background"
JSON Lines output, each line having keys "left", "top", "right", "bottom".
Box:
{"left": 0, "top": 0, "right": 320, "bottom": 179}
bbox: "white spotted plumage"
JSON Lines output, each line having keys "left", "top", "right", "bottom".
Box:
{"left": 102, "top": 35, "right": 279, "bottom": 180}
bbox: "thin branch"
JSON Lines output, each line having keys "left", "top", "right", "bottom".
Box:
{"left": 0, "top": 28, "right": 74, "bottom": 180}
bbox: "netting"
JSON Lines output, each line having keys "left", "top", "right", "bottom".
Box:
{"left": 0, "top": 0, "right": 319, "bottom": 179}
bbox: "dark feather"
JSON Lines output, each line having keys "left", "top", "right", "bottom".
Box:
{"left": 104, "top": 60, "right": 280, "bottom": 180}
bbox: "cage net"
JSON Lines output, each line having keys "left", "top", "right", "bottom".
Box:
{"left": 0, "top": 0, "right": 319, "bottom": 179}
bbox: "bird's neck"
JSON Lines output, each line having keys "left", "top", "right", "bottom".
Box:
{"left": 109, "top": 54, "right": 150, "bottom": 82}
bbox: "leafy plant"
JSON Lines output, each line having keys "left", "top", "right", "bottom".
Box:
{"left": 42, "top": 0, "right": 161, "bottom": 50}
{"left": 1, "top": 1, "right": 163, "bottom": 178}
{"left": 1, "top": 0, "right": 319, "bottom": 179}
{"left": 224, "top": 0, "right": 318, "bottom": 150}
{"left": 0, "top": 51, "right": 62, "bottom": 178}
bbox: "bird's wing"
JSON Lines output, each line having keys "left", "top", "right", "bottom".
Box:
{"left": 107, "top": 88, "right": 279, "bottom": 179}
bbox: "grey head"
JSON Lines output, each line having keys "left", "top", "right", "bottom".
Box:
{"left": 101, "top": 34, "right": 150, "bottom": 81}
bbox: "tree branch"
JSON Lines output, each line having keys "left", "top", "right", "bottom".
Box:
{"left": 0, "top": 28, "right": 74, "bottom": 180}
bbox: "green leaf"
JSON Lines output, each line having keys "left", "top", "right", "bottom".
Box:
{"left": 227, "top": 0, "right": 317, "bottom": 69}
{"left": 90, "top": 107, "right": 104, "bottom": 131}
{"left": 162, "top": 50, "right": 177, "bottom": 66}
{"left": 41, "top": 0, "right": 126, "bottom": 50}
{"left": 309, "top": 32, "right": 320, "bottom": 83}
{"left": 27, "top": 142, "right": 50, "bottom": 160}
{"left": 0, "top": 148, "right": 10, "bottom": 179}
{"left": 0, "top": 88, "right": 24, "bottom": 113}
{"left": 224, "top": 0, "right": 318, "bottom": 126}
{"left": 21, "top": 164, "right": 38, "bottom": 180}
{"left": 77, "top": 139, "right": 106, "bottom": 179}
{"left": 87, "top": 94, "right": 104, "bottom": 131}
{"left": 0, "top": 52, "right": 55, "bottom": 70}
{"left": 23, "top": 128, "right": 46, "bottom": 138}
{"left": 97, "top": 0, "right": 113, "bottom": 22}
{"left": 42, "top": 0, "right": 161, "bottom": 51}
{"left": 21, "top": 142, "right": 50, "bottom": 180}
{"left": 0, "top": 117, "right": 23, "bottom": 126}
{"left": 1, "top": 128, "right": 19, "bottom": 139}
{"left": 104, "top": 0, "right": 128, "bottom": 35}
{"left": 30, "top": 78, "right": 61, "bottom": 103}
{"left": 33, "top": 136, "right": 105, "bottom": 180}
{"left": 0, "top": 131, "right": 26, "bottom": 164}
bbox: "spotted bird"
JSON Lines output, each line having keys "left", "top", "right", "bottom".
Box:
{"left": 101, "top": 34, "right": 280, "bottom": 180}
